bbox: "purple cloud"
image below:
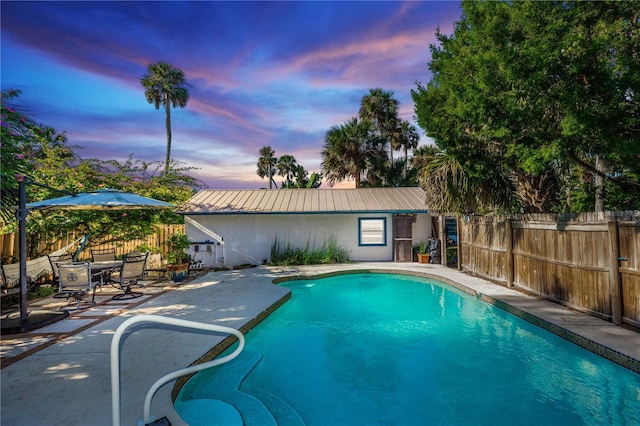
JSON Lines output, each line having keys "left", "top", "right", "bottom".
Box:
{"left": 1, "top": 1, "right": 461, "bottom": 188}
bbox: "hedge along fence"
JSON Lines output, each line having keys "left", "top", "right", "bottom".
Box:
{"left": 0, "top": 224, "right": 185, "bottom": 264}
{"left": 459, "top": 212, "right": 639, "bottom": 327}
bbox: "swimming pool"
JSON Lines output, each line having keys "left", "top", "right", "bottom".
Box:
{"left": 176, "top": 273, "right": 640, "bottom": 425}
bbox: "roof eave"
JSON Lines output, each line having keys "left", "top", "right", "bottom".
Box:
{"left": 176, "top": 209, "right": 430, "bottom": 215}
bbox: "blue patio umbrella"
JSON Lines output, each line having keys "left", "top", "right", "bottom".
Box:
{"left": 26, "top": 188, "right": 175, "bottom": 210}
{"left": 12, "top": 186, "right": 175, "bottom": 325}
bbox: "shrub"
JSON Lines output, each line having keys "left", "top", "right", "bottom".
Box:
{"left": 270, "top": 235, "right": 349, "bottom": 265}
{"left": 1, "top": 285, "right": 56, "bottom": 310}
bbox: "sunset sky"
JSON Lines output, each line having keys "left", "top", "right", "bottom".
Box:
{"left": 1, "top": 1, "right": 461, "bottom": 189}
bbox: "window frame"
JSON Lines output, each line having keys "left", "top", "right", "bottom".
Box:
{"left": 358, "top": 217, "right": 387, "bottom": 246}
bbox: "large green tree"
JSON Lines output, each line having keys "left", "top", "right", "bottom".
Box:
{"left": 141, "top": 62, "right": 190, "bottom": 177}
{"left": 321, "top": 117, "right": 386, "bottom": 188}
{"left": 412, "top": 0, "right": 640, "bottom": 212}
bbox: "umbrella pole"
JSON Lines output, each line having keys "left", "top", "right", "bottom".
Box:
{"left": 18, "top": 179, "right": 29, "bottom": 320}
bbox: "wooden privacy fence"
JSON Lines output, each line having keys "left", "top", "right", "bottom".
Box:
{"left": 459, "top": 212, "right": 639, "bottom": 327}
{"left": 0, "top": 224, "right": 185, "bottom": 264}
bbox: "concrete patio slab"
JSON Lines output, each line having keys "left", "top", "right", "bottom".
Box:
{"left": 1, "top": 263, "right": 638, "bottom": 426}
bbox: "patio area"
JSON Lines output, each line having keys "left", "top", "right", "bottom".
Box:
{"left": 1, "top": 263, "right": 639, "bottom": 426}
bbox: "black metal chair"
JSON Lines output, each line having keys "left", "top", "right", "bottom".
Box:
{"left": 56, "top": 262, "right": 101, "bottom": 310}
{"left": 91, "top": 247, "right": 116, "bottom": 262}
{"left": 110, "top": 252, "right": 149, "bottom": 300}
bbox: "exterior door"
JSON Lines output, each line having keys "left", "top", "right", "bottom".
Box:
{"left": 393, "top": 215, "right": 415, "bottom": 262}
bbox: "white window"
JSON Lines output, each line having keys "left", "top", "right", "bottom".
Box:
{"left": 359, "top": 218, "right": 386, "bottom": 246}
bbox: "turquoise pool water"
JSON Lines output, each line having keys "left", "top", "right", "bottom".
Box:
{"left": 176, "top": 273, "right": 640, "bottom": 425}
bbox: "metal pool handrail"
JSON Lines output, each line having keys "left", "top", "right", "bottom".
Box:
{"left": 110, "top": 314, "right": 245, "bottom": 426}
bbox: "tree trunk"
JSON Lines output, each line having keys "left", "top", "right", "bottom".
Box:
{"left": 164, "top": 96, "right": 172, "bottom": 177}
{"left": 595, "top": 155, "right": 605, "bottom": 213}
{"left": 565, "top": 172, "right": 571, "bottom": 213}
{"left": 404, "top": 146, "right": 409, "bottom": 176}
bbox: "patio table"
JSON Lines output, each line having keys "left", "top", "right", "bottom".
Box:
{"left": 89, "top": 260, "right": 123, "bottom": 288}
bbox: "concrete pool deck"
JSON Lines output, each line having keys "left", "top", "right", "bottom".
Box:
{"left": 1, "top": 263, "right": 639, "bottom": 425}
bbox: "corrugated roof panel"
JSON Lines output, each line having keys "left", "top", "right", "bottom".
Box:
{"left": 317, "top": 191, "right": 327, "bottom": 211}
{"left": 260, "top": 190, "right": 274, "bottom": 212}
{"left": 280, "top": 190, "right": 293, "bottom": 212}
{"left": 199, "top": 190, "right": 223, "bottom": 212}
{"left": 271, "top": 191, "right": 287, "bottom": 213}
{"left": 255, "top": 190, "right": 270, "bottom": 212}
{"left": 350, "top": 190, "right": 366, "bottom": 211}
{"left": 380, "top": 189, "right": 398, "bottom": 210}
{"left": 336, "top": 190, "right": 350, "bottom": 211}
{"left": 272, "top": 191, "right": 285, "bottom": 211}
{"left": 368, "top": 189, "right": 384, "bottom": 210}
{"left": 236, "top": 190, "right": 255, "bottom": 212}
{"left": 324, "top": 190, "right": 335, "bottom": 211}
{"left": 216, "top": 191, "right": 237, "bottom": 211}
{"left": 310, "top": 190, "right": 319, "bottom": 212}
{"left": 300, "top": 190, "right": 309, "bottom": 212}
{"left": 183, "top": 191, "right": 202, "bottom": 213}
{"left": 191, "top": 191, "right": 208, "bottom": 212}
{"left": 263, "top": 190, "right": 279, "bottom": 212}
{"left": 246, "top": 190, "right": 266, "bottom": 212}
{"left": 293, "top": 191, "right": 305, "bottom": 212}
{"left": 229, "top": 191, "right": 247, "bottom": 211}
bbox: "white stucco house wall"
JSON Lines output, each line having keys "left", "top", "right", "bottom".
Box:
{"left": 175, "top": 188, "right": 432, "bottom": 268}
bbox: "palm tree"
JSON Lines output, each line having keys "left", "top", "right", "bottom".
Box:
{"left": 276, "top": 154, "right": 298, "bottom": 187}
{"left": 141, "top": 62, "right": 190, "bottom": 177}
{"left": 413, "top": 146, "right": 471, "bottom": 212}
{"left": 359, "top": 88, "right": 400, "bottom": 167}
{"left": 321, "top": 117, "right": 385, "bottom": 188}
{"left": 412, "top": 146, "right": 518, "bottom": 213}
{"left": 257, "top": 146, "right": 278, "bottom": 189}
{"left": 398, "top": 120, "right": 420, "bottom": 174}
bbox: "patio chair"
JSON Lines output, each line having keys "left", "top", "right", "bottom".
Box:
{"left": 0, "top": 261, "right": 12, "bottom": 293}
{"left": 56, "top": 262, "right": 100, "bottom": 310}
{"left": 48, "top": 253, "right": 74, "bottom": 297}
{"left": 110, "top": 252, "right": 149, "bottom": 300}
{"left": 91, "top": 247, "right": 116, "bottom": 262}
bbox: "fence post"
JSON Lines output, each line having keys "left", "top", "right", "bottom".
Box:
{"left": 506, "top": 218, "right": 514, "bottom": 288}
{"left": 608, "top": 220, "right": 623, "bottom": 325}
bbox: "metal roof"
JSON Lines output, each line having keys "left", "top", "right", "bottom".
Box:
{"left": 175, "top": 188, "right": 428, "bottom": 215}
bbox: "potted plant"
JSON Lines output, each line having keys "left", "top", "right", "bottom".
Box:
{"left": 416, "top": 241, "right": 430, "bottom": 264}
{"left": 166, "top": 232, "right": 191, "bottom": 282}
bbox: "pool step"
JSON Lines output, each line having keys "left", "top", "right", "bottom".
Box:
{"left": 241, "top": 384, "right": 306, "bottom": 426}
{"left": 175, "top": 351, "right": 306, "bottom": 425}
{"left": 176, "top": 351, "right": 275, "bottom": 425}
{"left": 174, "top": 398, "right": 242, "bottom": 426}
